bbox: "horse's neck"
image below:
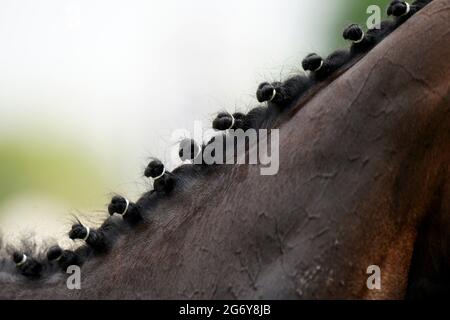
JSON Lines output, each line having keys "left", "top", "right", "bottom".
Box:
{"left": 83, "top": 1, "right": 448, "bottom": 298}
{"left": 2, "top": 0, "right": 449, "bottom": 299}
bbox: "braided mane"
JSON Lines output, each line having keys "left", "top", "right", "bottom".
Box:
{"left": 1, "top": 0, "right": 447, "bottom": 299}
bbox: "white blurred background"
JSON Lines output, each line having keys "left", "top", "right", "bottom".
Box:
{"left": 0, "top": 0, "right": 390, "bottom": 243}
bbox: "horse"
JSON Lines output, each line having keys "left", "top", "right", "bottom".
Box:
{"left": 0, "top": 0, "right": 448, "bottom": 299}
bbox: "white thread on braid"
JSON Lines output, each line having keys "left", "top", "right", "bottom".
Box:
{"left": 403, "top": 2, "right": 411, "bottom": 15}
{"left": 268, "top": 88, "right": 277, "bottom": 102}
{"left": 82, "top": 227, "right": 90, "bottom": 241}
{"left": 16, "top": 254, "right": 27, "bottom": 267}
{"left": 153, "top": 167, "right": 166, "bottom": 181}
{"left": 121, "top": 197, "right": 130, "bottom": 215}
{"left": 353, "top": 31, "right": 365, "bottom": 44}
{"left": 227, "top": 113, "right": 235, "bottom": 130}
{"left": 312, "top": 60, "right": 324, "bottom": 72}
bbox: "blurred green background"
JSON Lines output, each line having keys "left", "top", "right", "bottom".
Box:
{"left": 0, "top": 138, "right": 108, "bottom": 207}
{"left": 0, "top": 0, "right": 393, "bottom": 222}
